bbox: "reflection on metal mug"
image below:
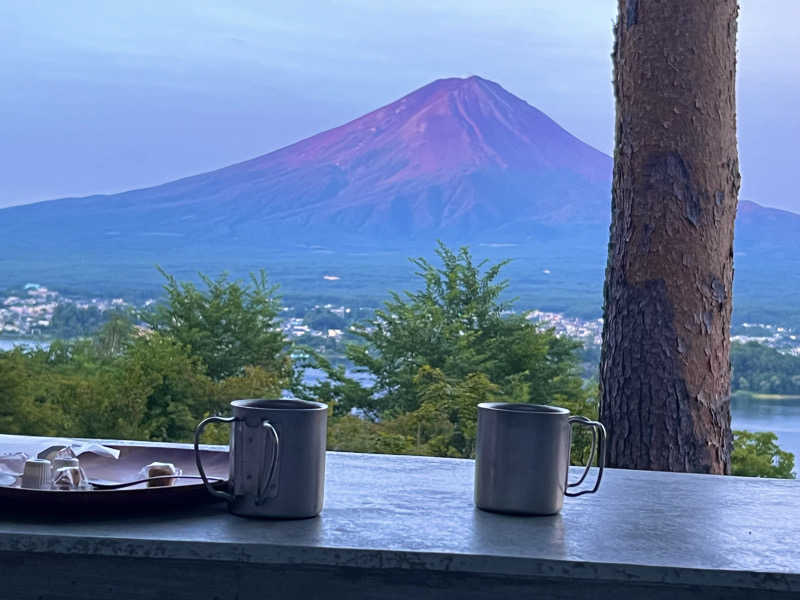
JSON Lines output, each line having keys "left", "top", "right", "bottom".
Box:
{"left": 194, "top": 398, "right": 327, "bottom": 519}
{"left": 474, "top": 403, "right": 605, "bottom": 515}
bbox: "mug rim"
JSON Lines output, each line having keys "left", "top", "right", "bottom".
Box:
{"left": 477, "top": 402, "right": 570, "bottom": 415}
{"left": 231, "top": 398, "right": 328, "bottom": 411}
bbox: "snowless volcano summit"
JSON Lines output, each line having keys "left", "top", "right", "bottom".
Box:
{"left": 3, "top": 76, "right": 614, "bottom": 244}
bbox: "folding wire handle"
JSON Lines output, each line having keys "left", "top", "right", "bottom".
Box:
{"left": 194, "top": 416, "right": 280, "bottom": 504}
{"left": 565, "top": 415, "right": 606, "bottom": 497}
{"left": 256, "top": 421, "right": 279, "bottom": 505}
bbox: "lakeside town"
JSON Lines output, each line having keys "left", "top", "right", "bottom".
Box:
{"left": 3, "top": 284, "right": 800, "bottom": 357}
{"left": 0, "top": 284, "right": 348, "bottom": 343}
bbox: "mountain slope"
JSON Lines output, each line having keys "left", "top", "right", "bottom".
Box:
{"left": 1, "top": 76, "right": 800, "bottom": 323}
{"left": 1, "top": 76, "right": 613, "bottom": 248}
{"left": 736, "top": 200, "right": 800, "bottom": 250}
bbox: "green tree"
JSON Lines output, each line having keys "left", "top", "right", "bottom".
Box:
{"left": 305, "top": 309, "right": 347, "bottom": 332}
{"left": 0, "top": 269, "right": 295, "bottom": 442}
{"left": 94, "top": 309, "right": 136, "bottom": 358}
{"left": 0, "top": 349, "right": 39, "bottom": 434}
{"left": 409, "top": 366, "right": 497, "bottom": 457}
{"left": 731, "top": 430, "right": 795, "bottom": 479}
{"left": 294, "top": 351, "right": 372, "bottom": 417}
{"left": 0, "top": 340, "right": 116, "bottom": 438}
{"left": 107, "top": 333, "right": 214, "bottom": 441}
{"left": 299, "top": 243, "right": 593, "bottom": 459}
{"left": 327, "top": 415, "right": 415, "bottom": 455}
{"left": 0, "top": 335, "right": 213, "bottom": 441}
{"left": 341, "top": 243, "right": 589, "bottom": 415}
{"left": 144, "top": 269, "right": 290, "bottom": 382}
{"left": 48, "top": 303, "right": 108, "bottom": 339}
{"left": 731, "top": 341, "right": 800, "bottom": 395}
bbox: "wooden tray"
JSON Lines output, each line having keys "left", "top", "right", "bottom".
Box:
{"left": 0, "top": 444, "right": 229, "bottom": 514}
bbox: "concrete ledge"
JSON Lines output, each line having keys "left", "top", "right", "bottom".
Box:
{"left": 1, "top": 435, "right": 799, "bottom": 599}
{"left": 4, "top": 551, "right": 799, "bottom": 600}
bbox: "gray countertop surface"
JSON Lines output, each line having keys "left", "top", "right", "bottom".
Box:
{"left": 1, "top": 434, "right": 799, "bottom": 592}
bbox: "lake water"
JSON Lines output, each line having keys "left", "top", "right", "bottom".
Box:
{"left": 0, "top": 339, "right": 49, "bottom": 351}
{"left": 1, "top": 340, "right": 798, "bottom": 461}
{"left": 731, "top": 396, "right": 800, "bottom": 463}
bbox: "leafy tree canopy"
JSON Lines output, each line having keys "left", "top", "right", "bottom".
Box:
{"left": 731, "top": 430, "right": 795, "bottom": 479}
{"left": 48, "top": 303, "right": 108, "bottom": 339}
{"left": 305, "top": 309, "right": 347, "bottom": 332}
{"left": 1, "top": 254, "right": 796, "bottom": 479}
{"left": 298, "top": 242, "right": 594, "bottom": 459}
{"left": 731, "top": 341, "right": 800, "bottom": 395}
{"left": 144, "top": 269, "right": 290, "bottom": 382}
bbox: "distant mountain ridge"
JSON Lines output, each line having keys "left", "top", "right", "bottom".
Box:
{"left": 2, "top": 76, "right": 614, "bottom": 246}
{"left": 1, "top": 76, "right": 799, "bottom": 319}
{"left": 5, "top": 75, "right": 798, "bottom": 244}
{"left": 735, "top": 200, "right": 800, "bottom": 249}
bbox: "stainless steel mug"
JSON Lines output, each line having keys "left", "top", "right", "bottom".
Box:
{"left": 474, "top": 403, "right": 605, "bottom": 515}
{"left": 194, "top": 398, "right": 328, "bottom": 518}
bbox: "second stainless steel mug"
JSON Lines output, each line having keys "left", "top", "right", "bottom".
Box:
{"left": 194, "top": 398, "right": 327, "bottom": 518}
{"left": 474, "top": 403, "right": 605, "bottom": 515}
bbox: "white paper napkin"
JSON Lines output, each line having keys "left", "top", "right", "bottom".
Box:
{"left": 0, "top": 436, "right": 120, "bottom": 486}
{"left": 0, "top": 451, "right": 28, "bottom": 480}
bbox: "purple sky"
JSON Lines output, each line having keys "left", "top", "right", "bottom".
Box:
{"left": 1, "top": 1, "right": 798, "bottom": 212}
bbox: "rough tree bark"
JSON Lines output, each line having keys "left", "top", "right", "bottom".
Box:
{"left": 600, "top": 0, "right": 741, "bottom": 474}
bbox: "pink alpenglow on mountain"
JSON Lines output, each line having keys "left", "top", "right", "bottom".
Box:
{"left": 5, "top": 76, "right": 613, "bottom": 243}
{"left": 0, "top": 76, "right": 798, "bottom": 301}
{"left": 269, "top": 76, "right": 609, "bottom": 182}
{"left": 221, "top": 75, "right": 613, "bottom": 233}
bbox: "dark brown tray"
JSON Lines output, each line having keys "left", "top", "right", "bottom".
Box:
{"left": 0, "top": 444, "right": 229, "bottom": 513}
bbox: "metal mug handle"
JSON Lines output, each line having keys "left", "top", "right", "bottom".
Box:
{"left": 194, "top": 415, "right": 236, "bottom": 503}
{"left": 194, "top": 415, "right": 281, "bottom": 505}
{"left": 256, "top": 421, "right": 280, "bottom": 505}
{"left": 565, "top": 415, "right": 606, "bottom": 497}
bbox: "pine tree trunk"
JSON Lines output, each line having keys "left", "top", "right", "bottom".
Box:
{"left": 600, "top": 0, "right": 741, "bottom": 474}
